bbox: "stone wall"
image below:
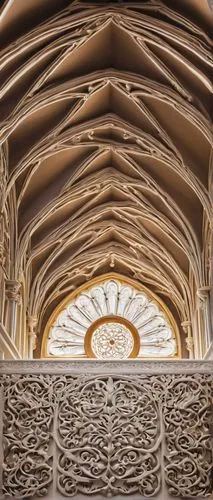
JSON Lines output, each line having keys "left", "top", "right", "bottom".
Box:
{"left": 0, "top": 360, "right": 212, "bottom": 499}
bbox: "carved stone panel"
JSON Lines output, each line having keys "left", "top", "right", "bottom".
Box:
{"left": 163, "top": 375, "right": 213, "bottom": 497}
{"left": 1, "top": 375, "right": 53, "bottom": 498}
{"left": 56, "top": 376, "right": 162, "bottom": 497}
{"left": 0, "top": 371, "right": 212, "bottom": 499}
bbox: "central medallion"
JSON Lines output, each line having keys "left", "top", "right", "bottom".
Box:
{"left": 84, "top": 315, "right": 140, "bottom": 359}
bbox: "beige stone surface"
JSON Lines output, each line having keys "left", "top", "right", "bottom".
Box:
{"left": 0, "top": 0, "right": 212, "bottom": 361}
{"left": 0, "top": 360, "right": 212, "bottom": 499}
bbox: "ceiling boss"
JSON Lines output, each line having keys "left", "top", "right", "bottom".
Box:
{"left": 43, "top": 276, "right": 179, "bottom": 359}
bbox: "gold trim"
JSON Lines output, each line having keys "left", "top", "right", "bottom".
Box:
{"left": 41, "top": 272, "right": 181, "bottom": 358}
{"left": 84, "top": 315, "right": 140, "bottom": 359}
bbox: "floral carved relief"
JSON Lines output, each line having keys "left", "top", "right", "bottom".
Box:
{"left": 164, "top": 375, "right": 213, "bottom": 497}
{"left": 56, "top": 376, "right": 161, "bottom": 496}
{"left": 0, "top": 372, "right": 212, "bottom": 498}
{"left": 2, "top": 375, "right": 53, "bottom": 498}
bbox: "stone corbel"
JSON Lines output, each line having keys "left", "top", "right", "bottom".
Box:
{"left": 181, "top": 320, "right": 194, "bottom": 359}
{"left": 5, "top": 280, "right": 21, "bottom": 303}
{"left": 5, "top": 280, "right": 21, "bottom": 342}
{"left": 196, "top": 286, "right": 210, "bottom": 309}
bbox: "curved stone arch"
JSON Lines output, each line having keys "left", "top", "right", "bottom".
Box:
{"left": 0, "top": 0, "right": 212, "bottom": 363}
{"left": 41, "top": 272, "right": 181, "bottom": 359}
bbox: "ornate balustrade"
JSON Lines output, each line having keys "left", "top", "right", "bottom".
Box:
{"left": 0, "top": 360, "right": 212, "bottom": 499}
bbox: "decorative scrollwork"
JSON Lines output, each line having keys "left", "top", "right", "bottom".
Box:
{"left": 164, "top": 374, "right": 213, "bottom": 497}
{"left": 2, "top": 375, "right": 53, "bottom": 498}
{"left": 0, "top": 371, "right": 212, "bottom": 498}
{"left": 56, "top": 376, "right": 162, "bottom": 496}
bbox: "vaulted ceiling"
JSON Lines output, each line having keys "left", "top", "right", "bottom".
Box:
{"left": 0, "top": 0, "right": 212, "bottom": 357}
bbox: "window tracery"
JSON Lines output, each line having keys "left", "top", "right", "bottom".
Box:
{"left": 45, "top": 278, "right": 178, "bottom": 359}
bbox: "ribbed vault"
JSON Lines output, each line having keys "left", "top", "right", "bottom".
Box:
{"left": 0, "top": 0, "right": 212, "bottom": 359}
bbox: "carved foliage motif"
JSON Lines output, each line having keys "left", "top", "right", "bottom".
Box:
{"left": 164, "top": 375, "right": 213, "bottom": 497}
{"left": 2, "top": 375, "right": 53, "bottom": 498}
{"left": 56, "top": 376, "right": 161, "bottom": 496}
{"left": 0, "top": 373, "right": 212, "bottom": 498}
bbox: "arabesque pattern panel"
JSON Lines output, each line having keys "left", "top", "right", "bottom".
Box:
{"left": 0, "top": 365, "right": 212, "bottom": 498}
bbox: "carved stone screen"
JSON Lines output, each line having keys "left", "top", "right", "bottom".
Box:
{"left": 45, "top": 278, "right": 178, "bottom": 358}
{"left": 0, "top": 361, "right": 212, "bottom": 499}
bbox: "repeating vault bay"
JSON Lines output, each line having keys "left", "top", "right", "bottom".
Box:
{"left": 0, "top": 0, "right": 212, "bottom": 360}
{"left": 0, "top": 1, "right": 213, "bottom": 498}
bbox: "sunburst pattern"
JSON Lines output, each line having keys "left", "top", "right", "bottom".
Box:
{"left": 46, "top": 279, "right": 177, "bottom": 358}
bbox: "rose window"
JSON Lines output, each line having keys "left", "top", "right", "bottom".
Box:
{"left": 84, "top": 316, "right": 139, "bottom": 359}
{"left": 44, "top": 277, "right": 178, "bottom": 358}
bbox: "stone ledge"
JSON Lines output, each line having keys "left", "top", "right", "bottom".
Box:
{"left": 0, "top": 358, "right": 212, "bottom": 375}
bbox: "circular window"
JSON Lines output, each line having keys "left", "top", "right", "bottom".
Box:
{"left": 84, "top": 315, "right": 140, "bottom": 359}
